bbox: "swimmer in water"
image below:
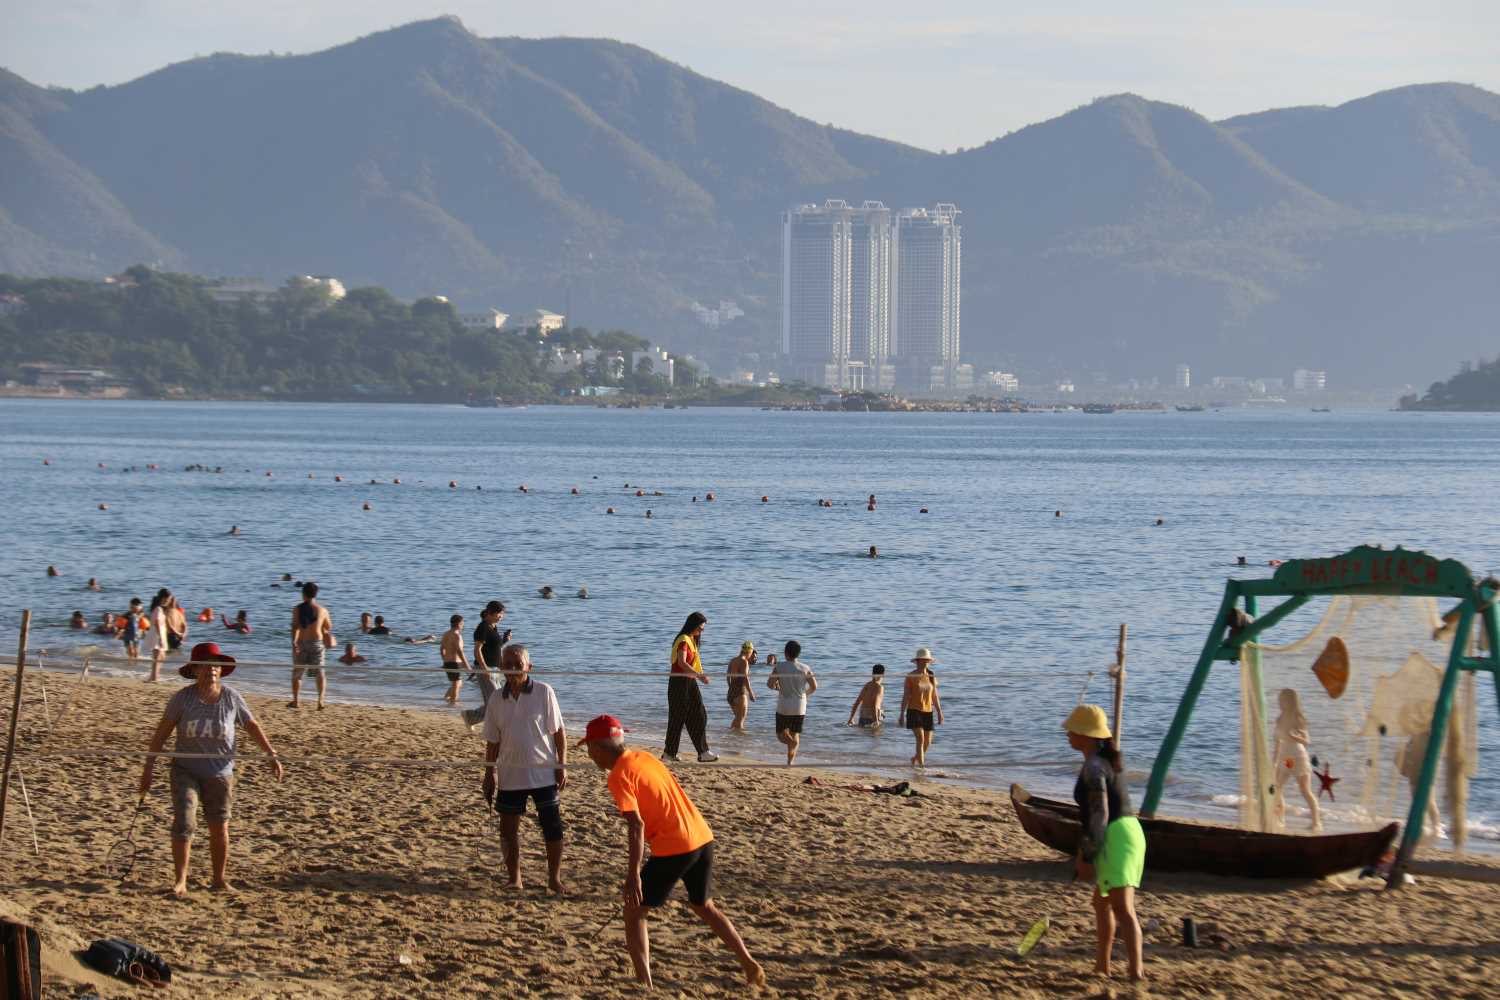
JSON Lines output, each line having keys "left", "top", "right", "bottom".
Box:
{"left": 539, "top": 586, "right": 555, "bottom": 599}
{"left": 359, "top": 612, "right": 373, "bottom": 634}
{"left": 368, "top": 615, "right": 391, "bottom": 636}
{"left": 229, "top": 525, "right": 240, "bottom": 536}
{"left": 86, "top": 577, "right": 102, "bottom": 591}
{"left": 69, "top": 610, "right": 88, "bottom": 629}
{"left": 338, "top": 642, "right": 366, "bottom": 665}
{"left": 223, "top": 610, "right": 251, "bottom": 634}
{"left": 577, "top": 587, "right": 589, "bottom": 599}
{"left": 869, "top": 545, "right": 879, "bottom": 558}
{"left": 403, "top": 634, "right": 438, "bottom": 644}
{"left": 47, "top": 565, "right": 60, "bottom": 577}
{"left": 93, "top": 611, "right": 119, "bottom": 636}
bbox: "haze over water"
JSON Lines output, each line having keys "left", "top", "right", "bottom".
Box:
{"left": 3, "top": 400, "right": 1498, "bottom": 841}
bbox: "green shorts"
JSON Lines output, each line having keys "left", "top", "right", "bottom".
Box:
{"left": 1096, "top": 816, "right": 1145, "bottom": 897}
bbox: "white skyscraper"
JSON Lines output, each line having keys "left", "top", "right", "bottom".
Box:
{"left": 848, "top": 201, "right": 894, "bottom": 390}
{"left": 1175, "top": 364, "right": 1191, "bottom": 389}
{"left": 781, "top": 201, "right": 853, "bottom": 388}
{"left": 893, "top": 204, "right": 962, "bottom": 391}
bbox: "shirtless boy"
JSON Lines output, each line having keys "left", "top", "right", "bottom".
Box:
{"left": 439, "top": 614, "right": 469, "bottom": 704}
{"left": 289, "top": 581, "right": 334, "bottom": 709}
{"left": 845, "top": 664, "right": 886, "bottom": 728}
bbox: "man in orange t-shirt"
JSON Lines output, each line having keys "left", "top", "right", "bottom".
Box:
{"left": 579, "top": 715, "right": 764, "bottom": 990}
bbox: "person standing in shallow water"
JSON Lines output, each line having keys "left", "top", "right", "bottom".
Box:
{"left": 899, "top": 647, "right": 943, "bottom": 767}
{"left": 664, "top": 612, "right": 717, "bottom": 762}
{"left": 1065, "top": 704, "right": 1146, "bottom": 983}
{"left": 289, "top": 581, "right": 334, "bottom": 709}
{"left": 725, "top": 641, "right": 757, "bottom": 732}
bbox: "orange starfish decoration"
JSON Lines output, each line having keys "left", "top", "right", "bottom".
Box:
{"left": 1316, "top": 763, "right": 1340, "bottom": 801}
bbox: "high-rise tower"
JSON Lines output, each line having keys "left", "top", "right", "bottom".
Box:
{"left": 893, "top": 204, "right": 962, "bottom": 391}
{"left": 781, "top": 201, "right": 853, "bottom": 389}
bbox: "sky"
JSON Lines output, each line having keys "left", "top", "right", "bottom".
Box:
{"left": 5, "top": 1, "right": 1498, "bottom": 151}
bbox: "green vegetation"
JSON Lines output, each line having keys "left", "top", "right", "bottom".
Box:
{"left": 0, "top": 267, "right": 808, "bottom": 403}
{"left": 1399, "top": 358, "right": 1500, "bottom": 412}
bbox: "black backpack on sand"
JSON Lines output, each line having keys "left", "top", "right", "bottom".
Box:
{"left": 80, "top": 938, "right": 171, "bottom": 989}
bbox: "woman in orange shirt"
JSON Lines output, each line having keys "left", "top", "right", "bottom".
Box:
{"left": 899, "top": 647, "right": 944, "bottom": 767}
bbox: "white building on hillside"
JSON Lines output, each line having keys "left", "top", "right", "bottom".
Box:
{"left": 1293, "top": 368, "right": 1327, "bottom": 391}
{"left": 459, "top": 308, "right": 509, "bottom": 331}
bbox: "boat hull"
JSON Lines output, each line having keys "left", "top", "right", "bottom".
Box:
{"left": 1010, "top": 784, "right": 1398, "bottom": 879}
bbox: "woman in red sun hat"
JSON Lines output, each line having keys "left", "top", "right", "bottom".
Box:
{"left": 140, "top": 641, "right": 283, "bottom": 896}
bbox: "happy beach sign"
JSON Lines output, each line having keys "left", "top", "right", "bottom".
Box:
{"left": 1271, "top": 546, "right": 1474, "bottom": 598}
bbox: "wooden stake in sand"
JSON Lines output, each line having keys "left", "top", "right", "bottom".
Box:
{"left": 0, "top": 609, "right": 32, "bottom": 847}
{"left": 1110, "top": 623, "right": 1127, "bottom": 752}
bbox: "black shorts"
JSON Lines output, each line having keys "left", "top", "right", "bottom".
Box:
{"left": 443, "top": 662, "right": 463, "bottom": 683}
{"left": 775, "top": 713, "right": 804, "bottom": 735}
{"left": 906, "top": 710, "right": 934, "bottom": 731}
{"left": 641, "top": 842, "right": 715, "bottom": 907}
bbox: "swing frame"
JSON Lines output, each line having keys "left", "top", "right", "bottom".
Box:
{"left": 1140, "top": 545, "right": 1500, "bottom": 889}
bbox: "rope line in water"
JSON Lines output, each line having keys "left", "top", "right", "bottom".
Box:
{"left": 0, "top": 651, "right": 928, "bottom": 679}
{"left": 13, "top": 747, "right": 1075, "bottom": 772}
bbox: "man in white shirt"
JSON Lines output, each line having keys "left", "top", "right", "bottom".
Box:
{"left": 766, "top": 640, "right": 817, "bottom": 766}
{"left": 481, "top": 643, "right": 567, "bottom": 893}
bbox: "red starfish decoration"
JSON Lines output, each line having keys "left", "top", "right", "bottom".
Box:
{"left": 1316, "top": 763, "right": 1340, "bottom": 801}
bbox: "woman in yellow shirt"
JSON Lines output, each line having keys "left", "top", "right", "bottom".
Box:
{"left": 665, "top": 612, "right": 717, "bottom": 762}
{"left": 899, "top": 647, "right": 944, "bottom": 767}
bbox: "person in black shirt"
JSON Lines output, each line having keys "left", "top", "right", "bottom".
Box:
{"left": 463, "top": 600, "right": 511, "bottom": 729}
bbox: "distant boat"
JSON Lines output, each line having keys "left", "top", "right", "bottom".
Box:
{"left": 1311, "top": 407, "right": 1332, "bottom": 413}
{"left": 1175, "top": 404, "right": 1205, "bottom": 412}
{"left": 464, "top": 396, "right": 501, "bottom": 408}
{"left": 1082, "top": 403, "right": 1116, "bottom": 414}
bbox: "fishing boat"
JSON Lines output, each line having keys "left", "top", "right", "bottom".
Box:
{"left": 1009, "top": 784, "right": 1398, "bottom": 879}
{"left": 1082, "top": 403, "right": 1117, "bottom": 414}
{"left": 1175, "top": 404, "right": 1205, "bottom": 412}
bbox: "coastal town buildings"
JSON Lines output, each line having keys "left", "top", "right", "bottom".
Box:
{"left": 1294, "top": 368, "right": 1328, "bottom": 391}
{"left": 780, "top": 200, "right": 960, "bottom": 392}
{"left": 1175, "top": 364, "right": 1191, "bottom": 389}
{"left": 458, "top": 308, "right": 509, "bottom": 331}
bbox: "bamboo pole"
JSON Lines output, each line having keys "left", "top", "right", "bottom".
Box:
{"left": 0, "top": 609, "right": 32, "bottom": 847}
{"left": 1111, "top": 623, "right": 1127, "bottom": 752}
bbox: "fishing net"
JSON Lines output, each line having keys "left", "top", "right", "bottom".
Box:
{"left": 1239, "top": 595, "right": 1479, "bottom": 846}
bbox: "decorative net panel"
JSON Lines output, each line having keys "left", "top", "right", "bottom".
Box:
{"left": 1240, "top": 595, "right": 1478, "bottom": 847}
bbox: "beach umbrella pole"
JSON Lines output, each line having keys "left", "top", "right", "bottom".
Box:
{"left": 0, "top": 609, "right": 31, "bottom": 847}
{"left": 1111, "top": 623, "right": 1127, "bottom": 751}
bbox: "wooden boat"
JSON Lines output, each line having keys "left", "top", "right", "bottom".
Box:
{"left": 1010, "top": 784, "right": 1398, "bottom": 879}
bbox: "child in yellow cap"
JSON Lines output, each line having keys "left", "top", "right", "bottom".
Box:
{"left": 1065, "top": 704, "right": 1145, "bottom": 982}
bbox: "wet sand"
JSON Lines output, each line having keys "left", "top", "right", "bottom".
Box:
{"left": 2, "top": 668, "right": 1498, "bottom": 998}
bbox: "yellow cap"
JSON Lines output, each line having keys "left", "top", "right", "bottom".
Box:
{"left": 1063, "top": 704, "right": 1112, "bottom": 740}
{"left": 741, "top": 641, "right": 755, "bottom": 654}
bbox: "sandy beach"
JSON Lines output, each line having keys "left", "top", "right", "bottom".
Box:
{"left": 2, "top": 666, "right": 1498, "bottom": 998}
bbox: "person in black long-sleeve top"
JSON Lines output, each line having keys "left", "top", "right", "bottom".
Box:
{"left": 1065, "top": 704, "right": 1146, "bottom": 983}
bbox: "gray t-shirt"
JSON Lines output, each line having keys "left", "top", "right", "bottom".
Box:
{"left": 771, "top": 658, "right": 814, "bottom": 716}
{"left": 165, "top": 684, "right": 254, "bottom": 779}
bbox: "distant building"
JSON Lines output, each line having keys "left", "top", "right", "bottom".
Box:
{"left": 1210, "top": 375, "right": 1249, "bottom": 390}
{"left": 982, "top": 371, "right": 1020, "bottom": 393}
{"left": 893, "top": 204, "right": 962, "bottom": 391}
{"left": 628, "top": 345, "right": 674, "bottom": 385}
{"left": 0, "top": 294, "right": 26, "bottom": 318}
{"left": 1174, "top": 364, "right": 1191, "bottom": 389}
{"left": 782, "top": 200, "right": 854, "bottom": 389}
{"left": 18, "top": 362, "right": 130, "bottom": 396}
{"left": 289, "top": 275, "right": 346, "bottom": 301}
{"left": 206, "top": 278, "right": 277, "bottom": 307}
{"left": 459, "top": 308, "right": 509, "bottom": 331}
{"left": 689, "top": 300, "right": 745, "bottom": 328}
{"left": 528, "top": 309, "right": 567, "bottom": 336}
{"left": 1293, "top": 368, "right": 1327, "bottom": 391}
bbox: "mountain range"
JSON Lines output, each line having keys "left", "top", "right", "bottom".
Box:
{"left": 3, "top": 15, "right": 1498, "bottom": 387}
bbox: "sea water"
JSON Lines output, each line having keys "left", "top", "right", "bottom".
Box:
{"left": 2, "top": 400, "right": 1498, "bottom": 842}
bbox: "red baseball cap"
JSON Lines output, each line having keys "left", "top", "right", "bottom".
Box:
{"left": 575, "top": 714, "right": 629, "bottom": 747}
{"left": 181, "top": 641, "right": 237, "bottom": 678}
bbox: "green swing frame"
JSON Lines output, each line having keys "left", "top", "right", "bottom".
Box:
{"left": 1140, "top": 546, "right": 1500, "bottom": 888}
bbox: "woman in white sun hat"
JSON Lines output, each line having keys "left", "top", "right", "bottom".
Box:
{"left": 898, "top": 647, "right": 943, "bottom": 767}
